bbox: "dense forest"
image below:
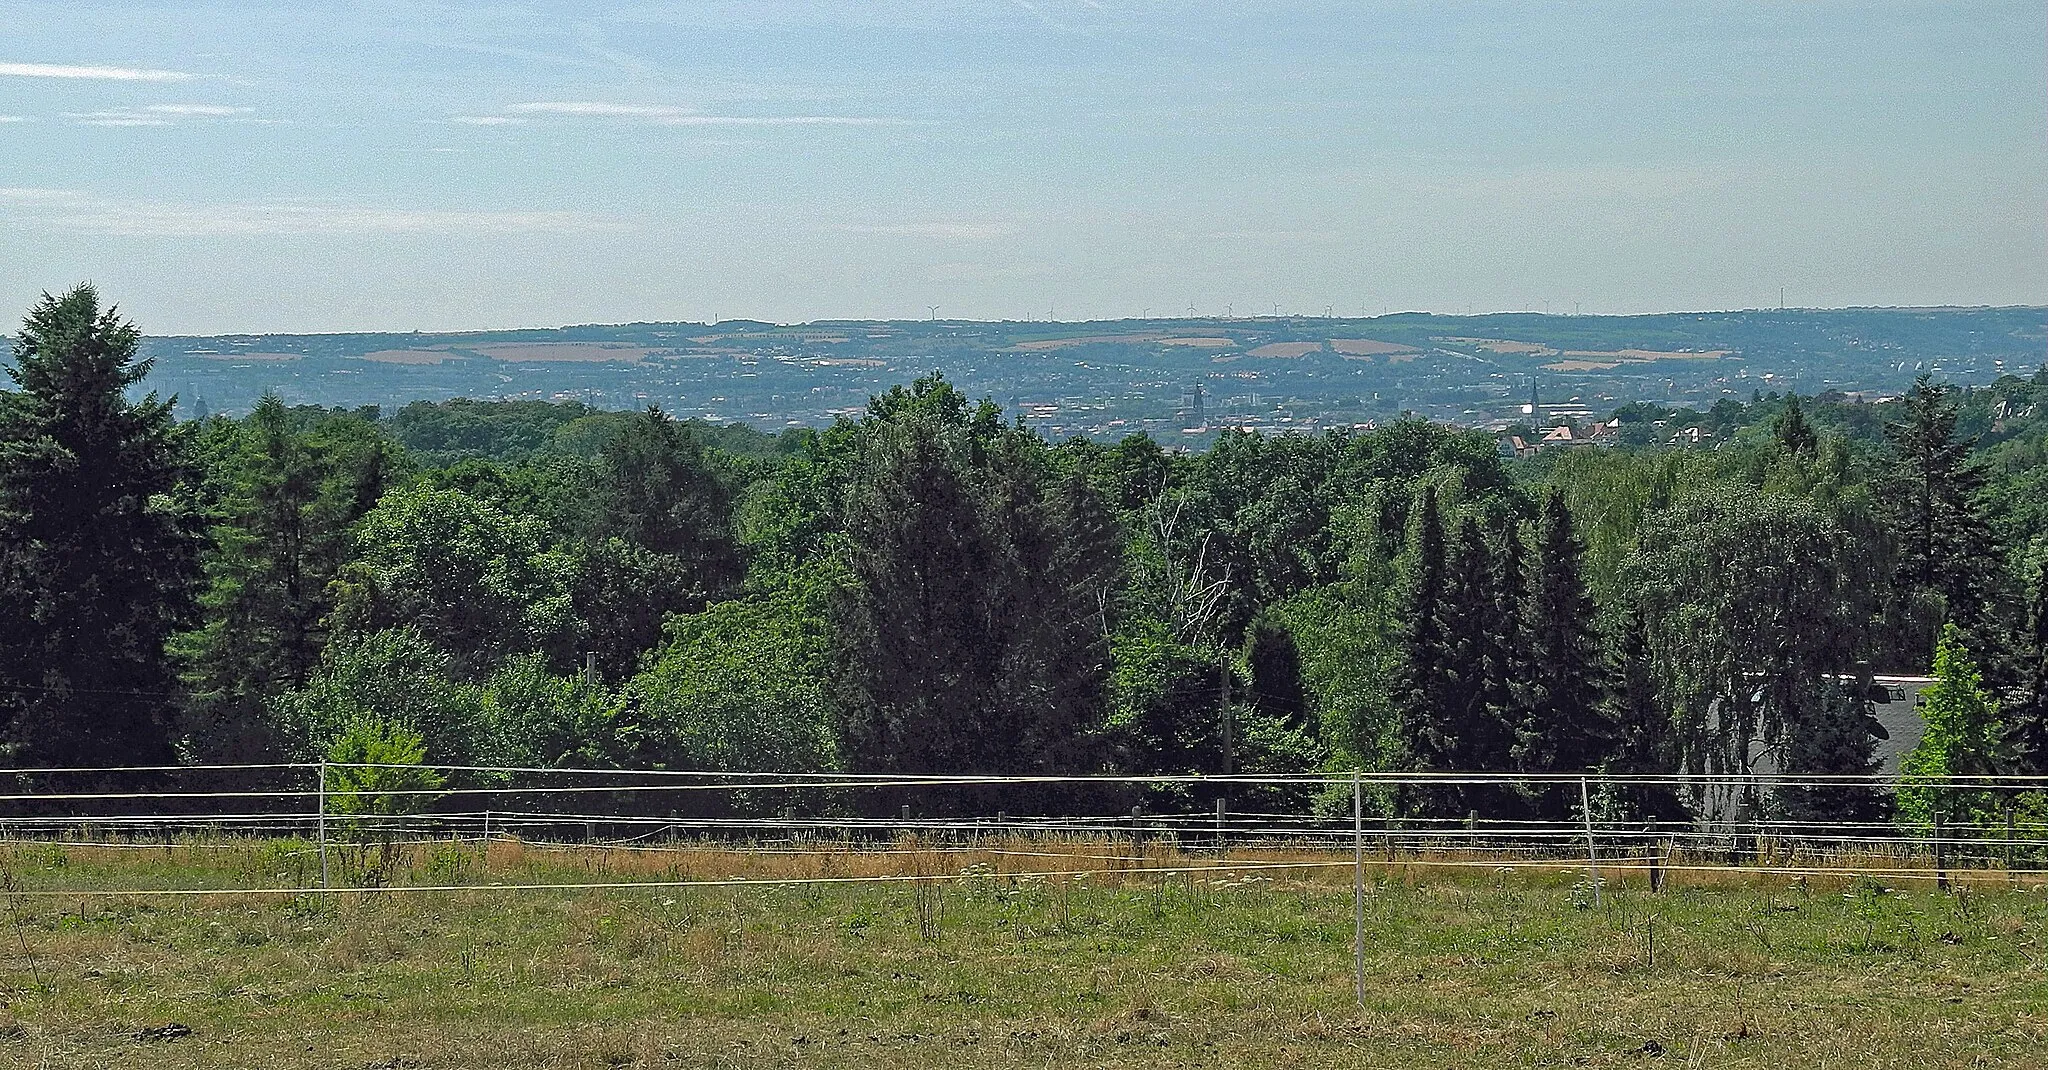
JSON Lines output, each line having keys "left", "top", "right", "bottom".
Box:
{"left": 5, "top": 286, "right": 2048, "bottom": 824}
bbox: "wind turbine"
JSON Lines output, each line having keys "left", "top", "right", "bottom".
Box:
{"left": 928, "top": 305, "right": 940, "bottom": 322}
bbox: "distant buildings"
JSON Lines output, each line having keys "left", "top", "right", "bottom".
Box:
{"left": 1498, "top": 415, "right": 1715, "bottom": 457}
{"left": 1177, "top": 382, "right": 1207, "bottom": 430}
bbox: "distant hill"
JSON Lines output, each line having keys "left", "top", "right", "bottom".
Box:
{"left": 144, "top": 307, "right": 2048, "bottom": 440}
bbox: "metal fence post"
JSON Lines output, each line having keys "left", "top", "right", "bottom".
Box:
{"left": 2004, "top": 798, "right": 2016, "bottom": 882}
{"left": 1580, "top": 776, "right": 1601, "bottom": 907}
{"left": 1353, "top": 770, "right": 1365, "bottom": 1010}
{"left": 317, "top": 761, "right": 329, "bottom": 891}
{"left": 1933, "top": 802, "right": 1949, "bottom": 892}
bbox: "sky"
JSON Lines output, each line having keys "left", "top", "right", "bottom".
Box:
{"left": 0, "top": 0, "right": 2042, "bottom": 334}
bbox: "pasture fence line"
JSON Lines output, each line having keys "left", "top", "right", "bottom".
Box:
{"left": 3, "top": 763, "right": 2042, "bottom": 1010}
{"left": 0, "top": 763, "right": 2044, "bottom": 875}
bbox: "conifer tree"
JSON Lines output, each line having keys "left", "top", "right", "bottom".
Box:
{"left": 1886, "top": 376, "right": 1997, "bottom": 648}
{"left": 981, "top": 427, "right": 1118, "bottom": 781}
{"left": 2004, "top": 556, "right": 2048, "bottom": 775}
{"left": 1394, "top": 488, "right": 1451, "bottom": 777}
{"left": 177, "top": 395, "right": 376, "bottom": 759}
{"left": 833, "top": 411, "right": 994, "bottom": 781}
{"left": 0, "top": 285, "right": 198, "bottom": 766}
{"left": 1444, "top": 515, "right": 1515, "bottom": 770}
{"left": 1775, "top": 393, "right": 1818, "bottom": 457}
{"left": 1401, "top": 506, "right": 1517, "bottom": 814}
{"left": 1491, "top": 515, "right": 1531, "bottom": 726}
{"left": 1776, "top": 675, "right": 1888, "bottom": 822}
{"left": 832, "top": 381, "right": 1117, "bottom": 810}
{"left": 1603, "top": 603, "right": 1684, "bottom": 819}
{"left": 1245, "top": 610, "right": 1311, "bottom": 737}
{"left": 1516, "top": 490, "right": 1614, "bottom": 814}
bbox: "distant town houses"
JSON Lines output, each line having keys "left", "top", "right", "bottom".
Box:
{"left": 1498, "top": 416, "right": 1713, "bottom": 457}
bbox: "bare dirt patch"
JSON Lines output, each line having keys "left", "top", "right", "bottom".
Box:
{"left": 1543, "top": 360, "right": 1624, "bottom": 372}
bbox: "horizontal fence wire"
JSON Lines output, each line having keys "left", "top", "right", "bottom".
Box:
{"left": 0, "top": 764, "right": 2043, "bottom": 898}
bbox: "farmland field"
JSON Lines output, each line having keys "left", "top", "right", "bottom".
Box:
{"left": 0, "top": 837, "right": 2043, "bottom": 1068}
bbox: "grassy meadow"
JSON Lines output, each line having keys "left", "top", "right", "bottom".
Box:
{"left": 0, "top": 836, "right": 2042, "bottom": 1068}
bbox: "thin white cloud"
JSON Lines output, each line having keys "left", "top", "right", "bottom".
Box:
{"left": 0, "top": 116, "right": 28, "bottom": 124}
{"left": 508, "top": 102, "right": 698, "bottom": 119}
{"left": 0, "top": 187, "right": 621, "bottom": 238}
{"left": 66, "top": 113, "right": 174, "bottom": 127}
{"left": 62, "top": 105, "right": 258, "bottom": 127}
{"left": 835, "top": 221, "right": 1021, "bottom": 241}
{"left": 448, "top": 115, "right": 528, "bottom": 126}
{"left": 0, "top": 187, "right": 79, "bottom": 202}
{"left": 145, "top": 104, "right": 251, "bottom": 117}
{"left": 656, "top": 115, "right": 899, "bottom": 126}
{"left": 0, "top": 61, "right": 192, "bottom": 82}
{"left": 498, "top": 102, "right": 904, "bottom": 126}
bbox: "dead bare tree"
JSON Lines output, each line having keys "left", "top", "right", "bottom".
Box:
{"left": 1146, "top": 492, "right": 1230, "bottom": 646}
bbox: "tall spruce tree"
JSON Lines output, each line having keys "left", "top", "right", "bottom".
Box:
{"left": 178, "top": 395, "right": 331, "bottom": 759}
{"left": 1885, "top": 376, "right": 1997, "bottom": 651}
{"left": 1604, "top": 602, "right": 1684, "bottom": 819}
{"left": 832, "top": 380, "right": 1115, "bottom": 811}
{"left": 1492, "top": 516, "right": 1531, "bottom": 728}
{"left": 1516, "top": 490, "right": 1614, "bottom": 815}
{"left": 1394, "top": 488, "right": 1451, "bottom": 773}
{"left": 1400, "top": 504, "right": 1518, "bottom": 815}
{"left": 980, "top": 427, "right": 1118, "bottom": 782}
{"left": 1445, "top": 516, "right": 1515, "bottom": 770}
{"left": 0, "top": 286, "right": 197, "bottom": 766}
{"left": 835, "top": 408, "right": 1000, "bottom": 782}
{"left": 2005, "top": 556, "right": 2048, "bottom": 775}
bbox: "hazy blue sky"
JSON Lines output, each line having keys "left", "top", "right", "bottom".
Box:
{"left": 1, "top": 1, "right": 2042, "bottom": 333}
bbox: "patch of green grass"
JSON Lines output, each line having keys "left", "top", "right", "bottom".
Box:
{"left": 0, "top": 839, "right": 2043, "bottom": 1067}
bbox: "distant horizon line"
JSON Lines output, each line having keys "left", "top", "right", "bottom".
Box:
{"left": 142, "top": 302, "right": 2048, "bottom": 341}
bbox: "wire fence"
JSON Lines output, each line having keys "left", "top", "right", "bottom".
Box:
{"left": 0, "top": 764, "right": 2043, "bottom": 898}
{"left": 3, "top": 764, "right": 2035, "bottom": 1014}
